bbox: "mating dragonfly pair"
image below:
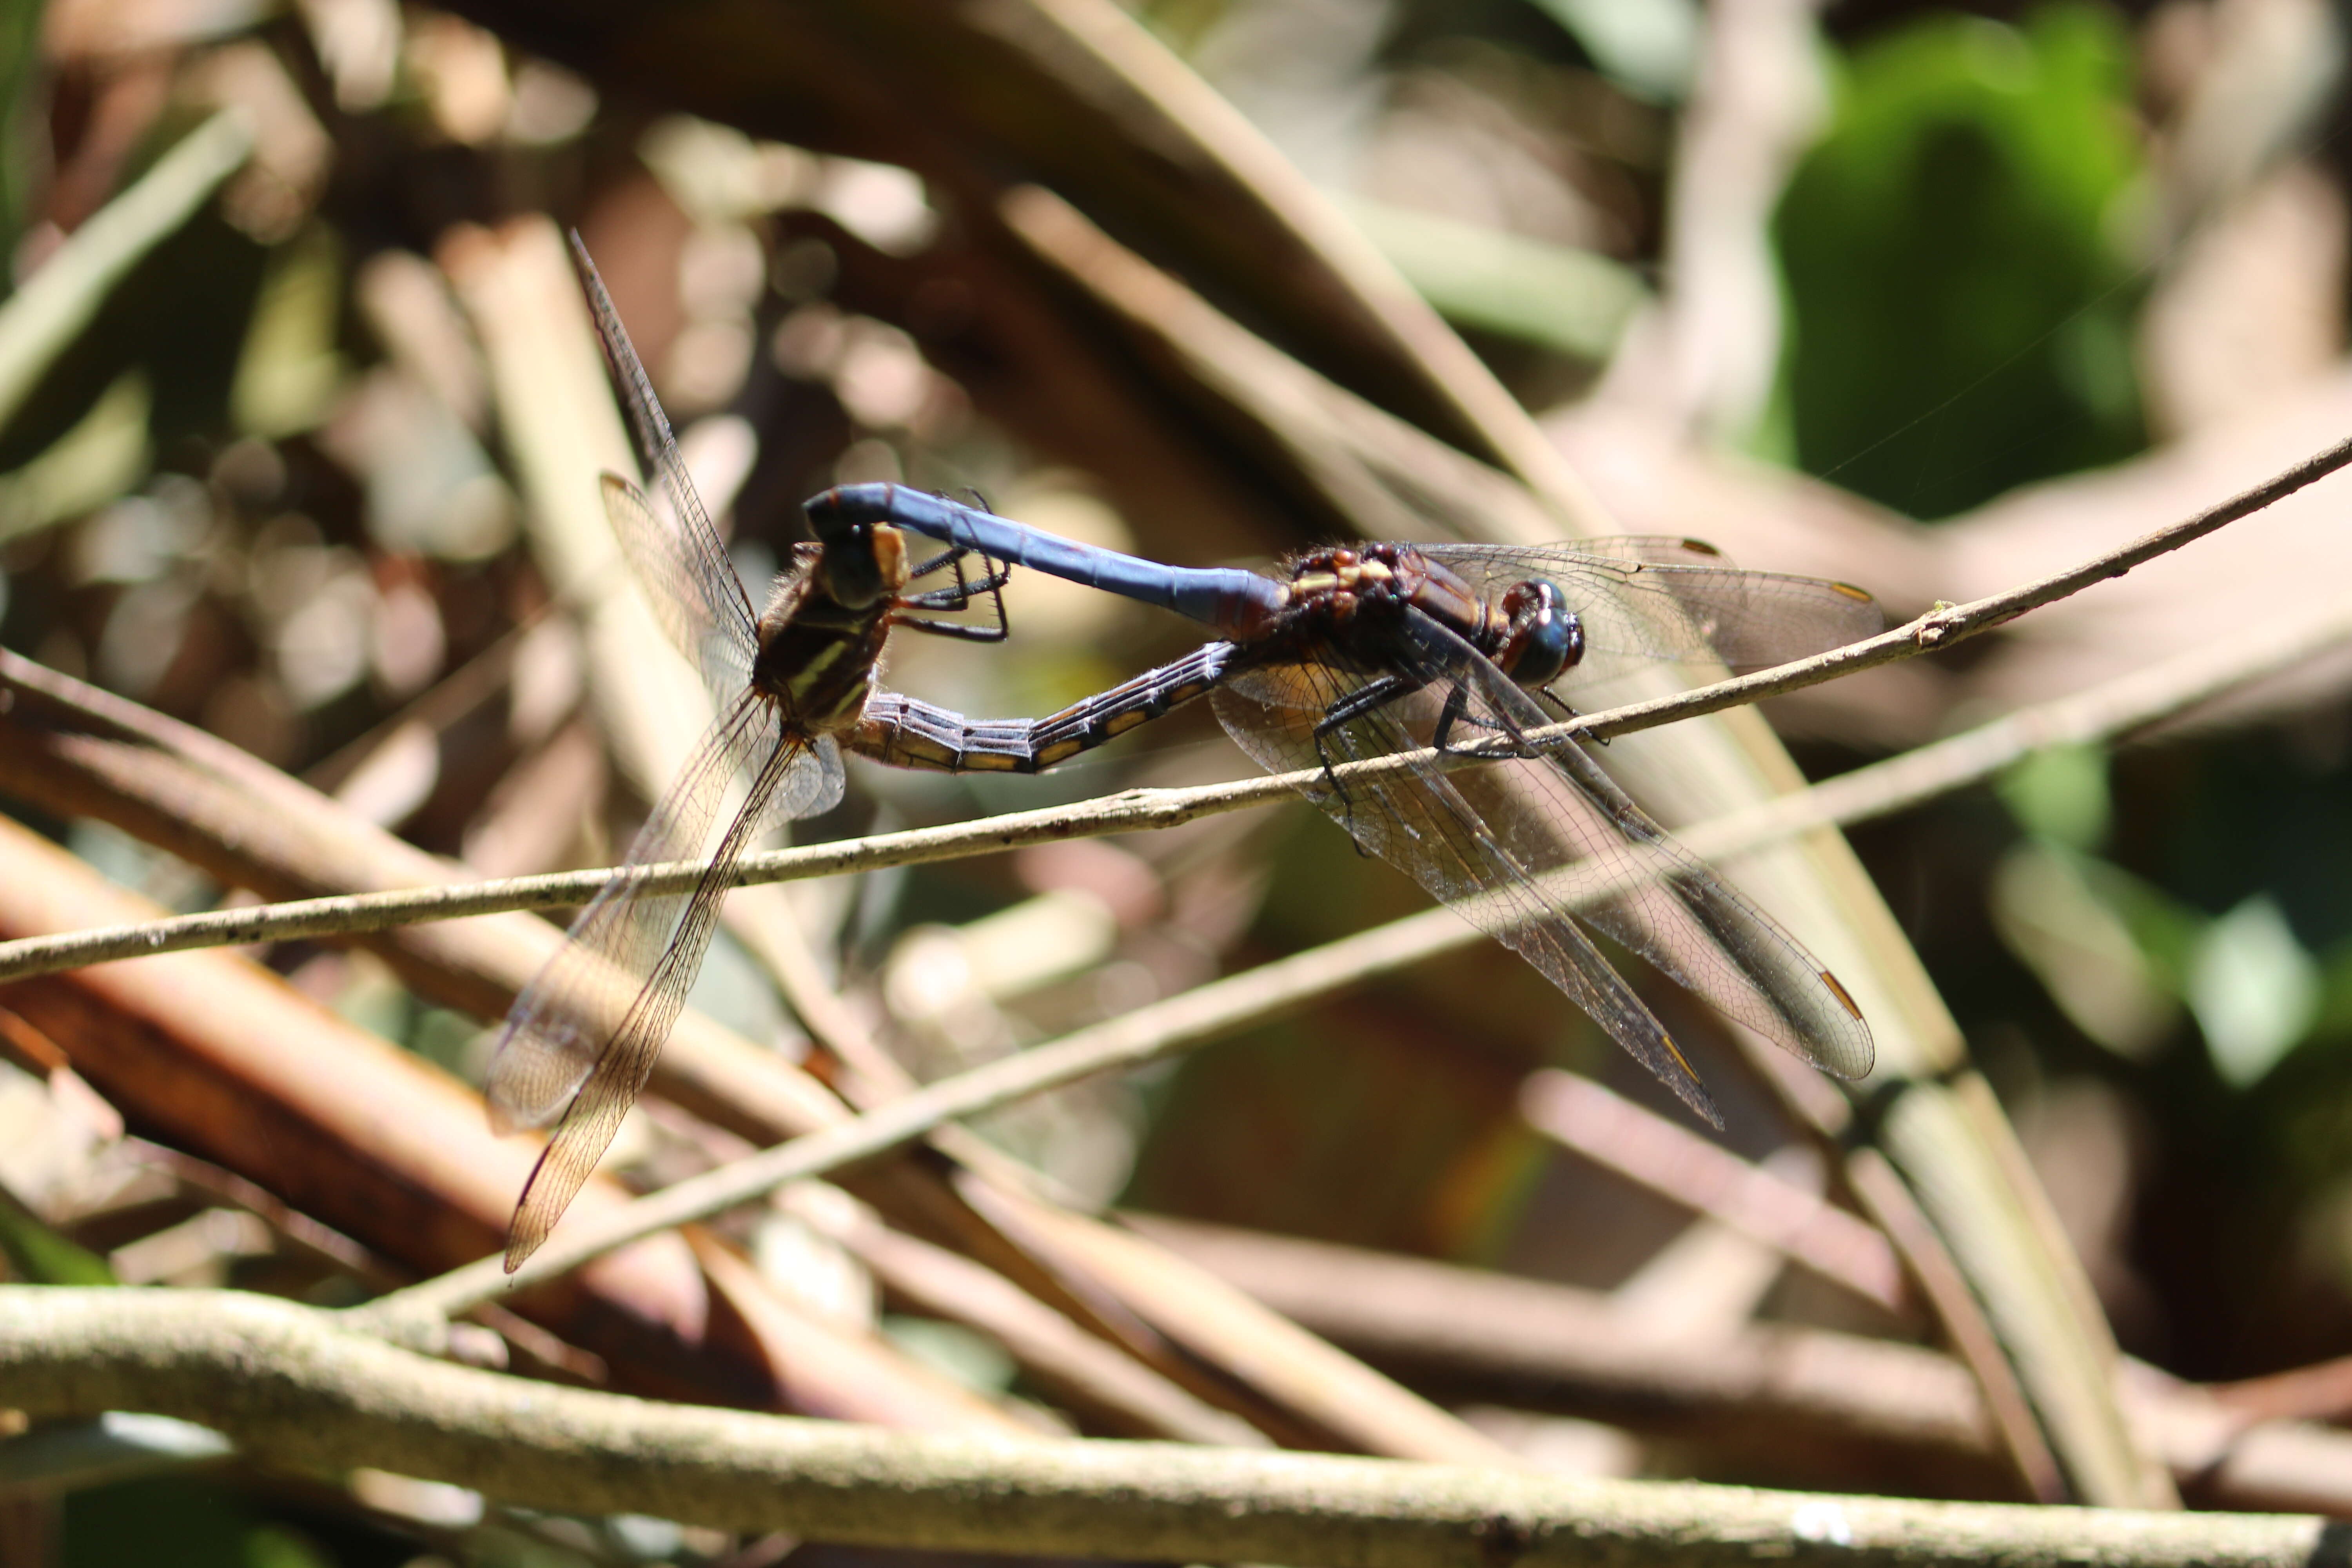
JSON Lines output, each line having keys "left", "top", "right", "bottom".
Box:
{"left": 486, "top": 238, "right": 1880, "bottom": 1269}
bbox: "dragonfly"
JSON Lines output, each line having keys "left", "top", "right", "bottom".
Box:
{"left": 484, "top": 240, "right": 1020, "bottom": 1270}
{"left": 815, "top": 484, "right": 1882, "bottom": 1124}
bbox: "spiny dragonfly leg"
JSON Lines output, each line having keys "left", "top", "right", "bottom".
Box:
{"left": 894, "top": 540, "right": 1013, "bottom": 643}
{"left": 1427, "top": 679, "right": 1552, "bottom": 759}
{"left": 893, "top": 606, "right": 1011, "bottom": 641}
{"left": 905, "top": 545, "right": 1012, "bottom": 595}
{"left": 1533, "top": 684, "right": 1602, "bottom": 743}
{"left": 1312, "top": 671, "right": 1419, "bottom": 849}
{"left": 944, "top": 489, "right": 1014, "bottom": 633}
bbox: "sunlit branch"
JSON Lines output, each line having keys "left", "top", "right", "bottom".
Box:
{"left": 11, "top": 421, "right": 2351, "bottom": 982}
{"left": 7, "top": 1288, "right": 2323, "bottom": 1568}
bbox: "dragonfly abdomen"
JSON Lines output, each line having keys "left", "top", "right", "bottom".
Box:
{"left": 851, "top": 642, "right": 1239, "bottom": 775}
{"left": 809, "top": 483, "right": 1287, "bottom": 637}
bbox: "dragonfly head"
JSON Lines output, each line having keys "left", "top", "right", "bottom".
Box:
{"left": 1498, "top": 578, "right": 1582, "bottom": 688}
{"left": 820, "top": 521, "right": 910, "bottom": 610}
{"left": 803, "top": 486, "right": 912, "bottom": 610}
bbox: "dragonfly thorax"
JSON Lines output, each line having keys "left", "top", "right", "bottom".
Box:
{"left": 751, "top": 543, "right": 889, "bottom": 732}
{"left": 1287, "top": 548, "right": 1583, "bottom": 691}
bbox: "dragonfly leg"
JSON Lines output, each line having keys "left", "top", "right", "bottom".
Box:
{"left": 1430, "top": 682, "right": 1475, "bottom": 752}
{"left": 906, "top": 545, "right": 1011, "bottom": 593}
{"left": 1525, "top": 683, "right": 1607, "bottom": 746}
{"left": 1428, "top": 679, "right": 1555, "bottom": 760}
{"left": 1311, "top": 672, "right": 1419, "bottom": 844}
{"left": 895, "top": 543, "right": 1013, "bottom": 642}
{"left": 1306, "top": 725, "right": 1375, "bottom": 854}
{"left": 958, "top": 543, "right": 1012, "bottom": 633}
{"left": 902, "top": 564, "right": 1014, "bottom": 601}
{"left": 892, "top": 612, "right": 1011, "bottom": 642}
{"left": 1319, "top": 671, "right": 1415, "bottom": 733}
{"left": 898, "top": 580, "right": 1007, "bottom": 607}
{"left": 900, "top": 490, "right": 1011, "bottom": 592}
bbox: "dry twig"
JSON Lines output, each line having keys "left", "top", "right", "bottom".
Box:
{"left": 8, "top": 417, "right": 2351, "bottom": 981}
{"left": 1, "top": 1287, "right": 2336, "bottom": 1564}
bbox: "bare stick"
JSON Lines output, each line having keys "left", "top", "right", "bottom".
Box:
{"left": 0, "top": 772, "right": 1295, "bottom": 981}
{"left": 1127, "top": 1216, "right": 2352, "bottom": 1516}
{"left": 2, "top": 1288, "right": 2331, "bottom": 1564}
{"left": 13, "top": 423, "right": 2352, "bottom": 982}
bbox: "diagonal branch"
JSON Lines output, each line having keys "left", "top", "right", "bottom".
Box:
{"left": 9, "top": 417, "right": 2351, "bottom": 983}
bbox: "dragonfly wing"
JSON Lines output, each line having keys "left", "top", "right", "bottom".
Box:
{"left": 751, "top": 731, "right": 845, "bottom": 832}
{"left": 1605, "top": 562, "right": 1881, "bottom": 673}
{"left": 486, "top": 693, "right": 773, "bottom": 1133}
{"left": 573, "top": 237, "right": 762, "bottom": 704}
{"left": 1533, "top": 720, "right": 1877, "bottom": 1079}
{"left": 1219, "top": 617, "right": 1874, "bottom": 1103}
{"left": 1420, "top": 542, "right": 1882, "bottom": 679}
{"left": 485, "top": 694, "right": 823, "bottom": 1269}
{"left": 601, "top": 472, "right": 758, "bottom": 703}
{"left": 1216, "top": 659, "right": 1726, "bottom": 1124}
{"left": 1394, "top": 612, "right": 1873, "bottom": 1078}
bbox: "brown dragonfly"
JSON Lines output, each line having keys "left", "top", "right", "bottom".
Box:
{"left": 482, "top": 239, "right": 1015, "bottom": 1269}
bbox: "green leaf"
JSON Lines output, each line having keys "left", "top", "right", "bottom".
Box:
{"left": 1775, "top": 5, "right": 2147, "bottom": 517}
{"left": 0, "top": 1187, "right": 116, "bottom": 1286}
{"left": 1996, "top": 742, "right": 2111, "bottom": 851}
{"left": 0, "top": 112, "right": 252, "bottom": 437}
{"left": 2189, "top": 895, "right": 2320, "bottom": 1088}
{"left": 1988, "top": 838, "right": 2179, "bottom": 1059}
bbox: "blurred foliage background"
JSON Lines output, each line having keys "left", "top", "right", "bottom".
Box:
{"left": 6, "top": 0, "right": 2352, "bottom": 1559}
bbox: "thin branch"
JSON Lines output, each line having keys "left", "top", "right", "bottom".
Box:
{"left": 1537, "top": 423, "right": 2352, "bottom": 746}
{"left": 0, "top": 1288, "right": 2330, "bottom": 1564}
{"left": 0, "top": 772, "right": 1296, "bottom": 980}
{"left": 362, "top": 898, "right": 1465, "bottom": 1317}
{"left": 363, "top": 588, "right": 2352, "bottom": 1323}
{"left": 9, "top": 422, "right": 2349, "bottom": 981}
{"left": 1669, "top": 574, "right": 2352, "bottom": 858}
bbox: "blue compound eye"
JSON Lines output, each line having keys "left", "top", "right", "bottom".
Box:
{"left": 1503, "top": 579, "right": 1581, "bottom": 688}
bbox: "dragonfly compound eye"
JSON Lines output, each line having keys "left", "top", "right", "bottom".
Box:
{"left": 823, "top": 526, "right": 891, "bottom": 609}
{"left": 1501, "top": 579, "right": 1581, "bottom": 687}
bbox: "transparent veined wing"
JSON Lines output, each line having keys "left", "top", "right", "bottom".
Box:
{"left": 1213, "top": 611, "right": 1874, "bottom": 1121}
{"left": 599, "top": 471, "right": 760, "bottom": 704}
{"left": 484, "top": 691, "right": 844, "bottom": 1269}
{"left": 1420, "top": 540, "right": 1883, "bottom": 686}
{"left": 573, "top": 234, "right": 762, "bottom": 707}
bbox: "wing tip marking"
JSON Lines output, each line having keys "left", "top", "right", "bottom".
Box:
{"left": 1820, "top": 968, "right": 1864, "bottom": 1021}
